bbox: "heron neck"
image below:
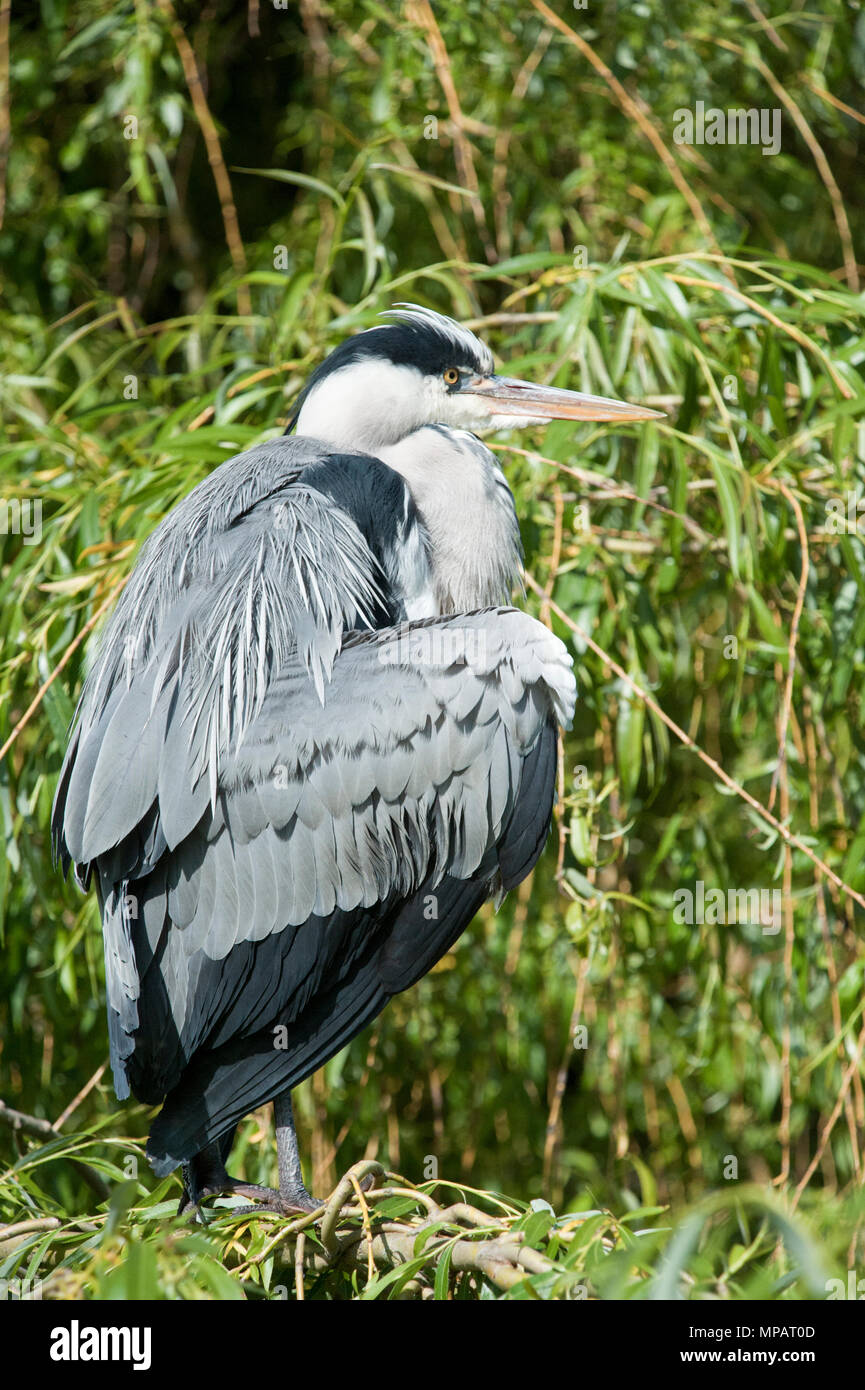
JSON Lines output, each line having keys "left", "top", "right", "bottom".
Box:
{"left": 375, "top": 426, "right": 522, "bottom": 613}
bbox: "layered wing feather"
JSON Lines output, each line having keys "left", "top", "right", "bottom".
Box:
{"left": 52, "top": 435, "right": 576, "bottom": 1171}
{"left": 105, "top": 608, "right": 573, "bottom": 1092}
{"left": 141, "top": 610, "right": 572, "bottom": 1168}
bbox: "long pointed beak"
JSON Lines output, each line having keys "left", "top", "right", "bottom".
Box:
{"left": 461, "top": 374, "right": 664, "bottom": 423}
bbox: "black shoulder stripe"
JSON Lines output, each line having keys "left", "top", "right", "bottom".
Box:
{"left": 298, "top": 454, "right": 423, "bottom": 625}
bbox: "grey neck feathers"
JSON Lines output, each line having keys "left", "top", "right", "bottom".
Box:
{"left": 376, "top": 426, "right": 523, "bottom": 613}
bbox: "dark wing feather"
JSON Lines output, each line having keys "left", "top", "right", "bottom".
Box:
{"left": 52, "top": 433, "right": 576, "bottom": 1175}
{"left": 52, "top": 440, "right": 427, "bottom": 1069}
{"left": 130, "top": 611, "right": 573, "bottom": 1166}
{"left": 147, "top": 722, "right": 557, "bottom": 1173}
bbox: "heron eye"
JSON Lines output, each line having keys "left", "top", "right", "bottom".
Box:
{"left": 443, "top": 367, "right": 460, "bottom": 387}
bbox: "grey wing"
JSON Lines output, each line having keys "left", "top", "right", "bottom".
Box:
{"left": 52, "top": 438, "right": 393, "bottom": 1079}
{"left": 208, "top": 605, "right": 575, "bottom": 926}
{"left": 140, "top": 606, "right": 575, "bottom": 1168}
{"left": 50, "top": 430, "right": 576, "bottom": 1169}
{"left": 56, "top": 592, "right": 574, "bottom": 1166}
{"left": 54, "top": 439, "right": 389, "bottom": 880}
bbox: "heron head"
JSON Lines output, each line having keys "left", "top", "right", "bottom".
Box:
{"left": 289, "top": 304, "right": 662, "bottom": 451}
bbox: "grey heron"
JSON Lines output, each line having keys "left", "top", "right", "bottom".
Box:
{"left": 52, "top": 305, "right": 661, "bottom": 1215}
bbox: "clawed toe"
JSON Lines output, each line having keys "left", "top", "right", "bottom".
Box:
{"left": 179, "top": 1177, "right": 325, "bottom": 1221}
{"left": 229, "top": 1181, "right": 322, "bottom": 1215}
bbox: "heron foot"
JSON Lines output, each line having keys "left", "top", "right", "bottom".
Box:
{"left": 227, "top": 1179, "right": 323, "bottom": 1215}
{"left": 177, "top": 1134, "right": 378, "bottom": 1220}
{"left": 225, "top": 1171, "right": 376, "bottom": 1217}
{"left": 178, "top": 1176, "right": 322, "bottom": 1220}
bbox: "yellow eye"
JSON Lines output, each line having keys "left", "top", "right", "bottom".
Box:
{"left": 443, "top": 367, "right": 460, "bottom": 386}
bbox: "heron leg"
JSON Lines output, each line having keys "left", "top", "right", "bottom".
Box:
{"left": 274, "top": 1088, "right": 320, "bottom": 1211}
{"left": 177, "top": 1135, "right": 236, "bottom": 1217}
{"left": 176, "top": 1092, "right": 321, "bottom": 1218}
{"left": 269, "top": 1089, "right": 376, "bottom": 1209}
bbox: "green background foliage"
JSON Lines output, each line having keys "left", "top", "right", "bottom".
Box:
{"left": 1, "top": 0, "right": 864, "bottom": 1299}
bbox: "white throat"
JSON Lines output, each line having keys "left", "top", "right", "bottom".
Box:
{"left": 376, "top": 426, "right": 522, "bottom": 613}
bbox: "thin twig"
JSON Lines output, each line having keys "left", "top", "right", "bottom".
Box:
{"left": 408, "top": 0, "right": 496, "bottom": 263}
{"left": 320, "top": 1160, "right": 385, "bottom": 1258}
{"left": 525, "top": 574, "right": 865, "bottom": 915}
{"left": 792, "top": 1019, "right": 865, "bottom": 1208}
{"left": 0, "top": 0, "right": 11, "bottom": 232}
{"left": 491, "top": 26, "right": 553, "bottom": 260}
{"left": 713, "top": 38, "right": 859, "bottom": 292}
{"left": 0, "top": 1101, "right": 109, "bottom": 1201}
{"left": 0, "top": 582, "right": 125, "bottom": 767}
{"left": 742, "top": 0, "right": 788, "bottom": 50}
{"left": 773, "top": 700, "right": 793, "bottom": 1186}
{"left": 349, "top": 1171, "right": 376, "bottom": 1283}
{"left": 156, "top": 0, "right": 251, "bottom": 317}
{"left": 766, "top": 483, "right": 809, "bottom": 813}
{"left": 53, "top": 1063, "right": 108, "bottom": 1133}
{"left": 802, "top": 77, "right": 865, "bottom": 128}
{"left": 529, "top": 0, "right": 724, "bottom": 261}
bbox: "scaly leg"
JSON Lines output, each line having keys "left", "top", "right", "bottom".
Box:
{"left": 176, "top": 1091, "right": 320, "bottom": 1217}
